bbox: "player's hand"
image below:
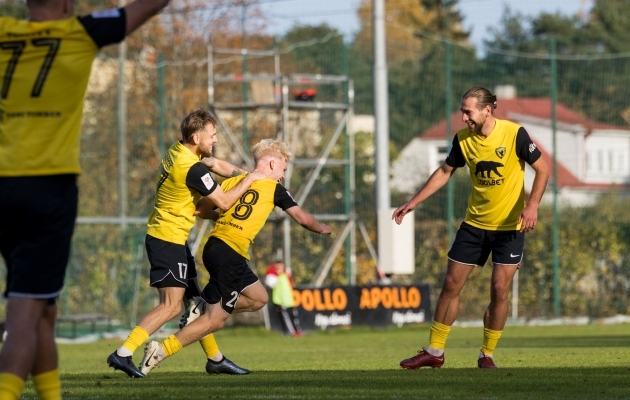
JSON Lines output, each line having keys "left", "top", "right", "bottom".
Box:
{"left": 392, "top": 203, "right": 413, "bottom": 225}
{"left": 519, "top": 203, "right": 538, "bottom": 232}
{"left": 319, "top": 223, "right": 332, "bottom": 235}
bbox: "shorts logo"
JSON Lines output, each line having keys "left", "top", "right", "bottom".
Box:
{"left": 495, "top": 147, "right": 506, "bottom": 159}
{"left": 201, "top": 173, "right": 214, "bottom": 190}
{"left": 510, "top": 253, "right": 520, "bottom": 258}
{"left": 178, "top": 263, "right": 187, "bottom": 279}
{"left": 529, "top": 143, "right": 537, "bottom": 153}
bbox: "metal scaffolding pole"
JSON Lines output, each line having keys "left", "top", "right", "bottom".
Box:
{"left": 206, "top": 46, "right": 355, "bottom": 284}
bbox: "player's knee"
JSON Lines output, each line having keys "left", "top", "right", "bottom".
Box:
{"left": 257, "top": 291, "right": 269, "bottom": 309}
{"left": 163, "top": 302, "right": 182, "bottom": 319}
{"left": 490, "top": 282, "right": 510, "bottom": 301}
{"left": 441, "top": 276, "right": 463, "bottom": 296}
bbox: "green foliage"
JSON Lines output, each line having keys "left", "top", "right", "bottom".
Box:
{"left": 0, "top": 0, "right": 27, "bottom": 18}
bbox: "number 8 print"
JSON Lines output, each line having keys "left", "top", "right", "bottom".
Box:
{"left": 231, "top": 189, "right": 259, "bottom": 221}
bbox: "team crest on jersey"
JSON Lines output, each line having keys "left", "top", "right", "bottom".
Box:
{"left": 201, "top": 173, "right": 214, "bottom": 190}
{"left": 495, "top": 147, "right": 506, "bottom": 159}
{"left": 529, "top": 143, "right": 537, "bottom": 153}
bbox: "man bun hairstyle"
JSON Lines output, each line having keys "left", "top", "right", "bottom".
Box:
{"left": 252, "top": 139, "right": 292, "bottom": 164}
{"left": 180, "top": 108, "right": 217, "bottom": 143}
{"left": 462, "top": 87, "right": 497, "bottom": 113}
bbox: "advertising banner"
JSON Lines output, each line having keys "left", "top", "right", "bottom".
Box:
{"left": 267, "top": 284, "right": 432, "bottom": 333}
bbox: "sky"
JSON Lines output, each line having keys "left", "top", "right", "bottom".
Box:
{"left": 258, "top": 0, "right": 593, "bottom": 49}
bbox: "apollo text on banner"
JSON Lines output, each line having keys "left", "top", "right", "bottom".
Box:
{"left": 267, "top": 284, "right": 432, "bottom": 332}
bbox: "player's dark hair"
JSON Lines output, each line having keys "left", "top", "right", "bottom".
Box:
{"left": 180, "top": 108, "right": 217, "bottom": 143}
{"left": 462, "top": 87, "right": 497, "bottom": 113}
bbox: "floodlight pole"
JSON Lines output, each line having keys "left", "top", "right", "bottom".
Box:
{"left": 373, "top": 0, "right": 392, "bottom": 275}
{"left": 117, "top": 0, "right": 128, "bottom": 230}
{"left": 550, "top": 38, "right": 561, "bottom": 317}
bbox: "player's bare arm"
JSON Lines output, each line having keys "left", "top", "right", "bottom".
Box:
{"left": 519, "top": 157, "right": 550, "bottom": 233}
{"left": 284, "top": 206, "right": 332, "bottom": 235}
{"left": 205, "top": 171, "right": 266, "bottom": 211}
{"left": 201, "top": 157, "right": 247, "bottom": 178}
{"left": 124, "top": 0, "right": 170, "bottom": 35}
{"left": 194, "top": 198, "right": 219, "bottom": 221}
{"left": 392, "top": 162, "right": 457, "bottom": 225}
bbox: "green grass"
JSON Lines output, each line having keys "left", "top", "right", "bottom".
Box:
{"left": 20, "top": 323, "right": 630, "bottom": 399}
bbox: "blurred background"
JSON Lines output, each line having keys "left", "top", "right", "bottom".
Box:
{"left": 1, "top": 0, "right": 628, "bottom": 333}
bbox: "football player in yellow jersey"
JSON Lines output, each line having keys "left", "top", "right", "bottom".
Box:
{"left": 0, "top": 1, "right": 170, "bottom": 399}
{"left": 137, "top": 139, "right": 331, "bottom": 372}
{"left": 107, "top": 109, "right": 265, "bottom": 378}
{"left": 393, "top": 87, "right": 550, "bottom": 370}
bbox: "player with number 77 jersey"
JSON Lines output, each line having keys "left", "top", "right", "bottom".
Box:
{"left": 140, "top": 139, "right": 331, "bottom": 372}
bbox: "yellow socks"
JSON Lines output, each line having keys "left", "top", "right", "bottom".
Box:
{"left": 33, "top": 369, "right": 61, "bottom": 400}
{"left": 0, "top": 373, "right": 24, "bottom": 400}
{"left": 481, "top": 327, "right": 502, "bottom": 356}
{"left": 121, "top": 326, "right": 150, "bottom": 355}
{"left": 162, "top": 334, "right": 183, "bottom": 357}
{"left": 199, "top": 334, "right": 221, "bottom": 360}
{"left": 428, "top": 321, "right": 451, "bottom": 352}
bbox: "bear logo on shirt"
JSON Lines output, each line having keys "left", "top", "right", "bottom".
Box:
{"left": 474, "top": 161, "right": 504, "bottom": 179}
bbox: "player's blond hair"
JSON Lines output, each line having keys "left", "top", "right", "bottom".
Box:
{"left": 252, "top": 139, "right": 291, "bottom": 164}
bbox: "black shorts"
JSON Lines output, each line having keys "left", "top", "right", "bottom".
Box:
{"left": 448, "top": 222, "right": 524, "bottom": 267}
{"left": 201, "top": 237, "right": 259, "bottom": 315}
{"left": 0, "top": 175, "right": 78, "bottom": 299}
{"left": 146, "top": 235, "right": 197, "bottom": 288}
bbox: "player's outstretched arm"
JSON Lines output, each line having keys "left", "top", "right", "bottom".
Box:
{"left": 124, "top": 0, "right": 170, "bottom": 35}
{"left": 392, "top": 161, "right": 456, "bottom": 225}
{"left": 284, "top": 207, "right": 331, "bottom": 235}
{"left": 205, "top": 171, "right": 266, "bottom": 211}
{"left": 200, "top": 157, "right": 247, "bottom": 178}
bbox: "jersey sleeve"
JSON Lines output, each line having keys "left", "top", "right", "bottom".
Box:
{"left": 186, "top": 163, "right": 217, "bottom": 196}
{"left": 516, "top": 127, "right": 542, "bottom": 165}
{"left": 78, "top": 8, "right": 126, "bottom": 48}
{"left": 444, "top": 134, "right": 466, "bottom": 168}
{"left": 274, "top": 183, "right": 298, "bottom": 210}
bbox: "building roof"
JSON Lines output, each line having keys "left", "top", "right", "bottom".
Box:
{"left": 420, "top": 97, "right": 621, "bottom": 140}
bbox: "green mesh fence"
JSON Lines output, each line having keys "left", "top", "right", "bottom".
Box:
{"left": 1, "top": 26, "right": 629, "bottom": 328}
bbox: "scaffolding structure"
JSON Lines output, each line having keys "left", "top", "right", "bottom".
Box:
{"left": 194, "top": 46, "right": 357, "bottom": 285}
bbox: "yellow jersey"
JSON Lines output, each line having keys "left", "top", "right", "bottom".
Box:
{"left": 0, "top": 9, "right": 126, "bottom": 176}
{"left": 211, "top": 175, "right": 298, "bottom": 259}
{"left": 445, "top": 118, "right": 541, "bottom": 230}
{"left": 146, "top": 141, "right": 218, "bottom": 245}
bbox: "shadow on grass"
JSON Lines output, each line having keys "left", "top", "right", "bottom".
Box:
{"left": 493, "top": 335, "right": 630, "bottom": 348}
{"left": 53, "top": 367, "right": 630, "bottom": 399}
{"left": 446, "top": 335, "right": 630, "bottom": 349}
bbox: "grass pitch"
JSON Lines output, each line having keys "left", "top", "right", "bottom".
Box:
{"left": 20, "top": 323, "right": 630, "bottom": 399}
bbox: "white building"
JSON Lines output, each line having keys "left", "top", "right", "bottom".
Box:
{"left": 391, "top": 93, "right": 630, "bottom": 206}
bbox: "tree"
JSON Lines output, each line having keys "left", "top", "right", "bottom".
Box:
{"left": 353, "top": 0, "right": 468, "bottom": 65}
{"left": 0, "top": 0, "right": 27, "bottom": 18}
